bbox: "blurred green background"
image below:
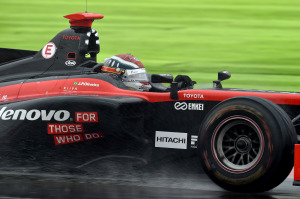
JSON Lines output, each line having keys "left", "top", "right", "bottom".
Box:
{"left": 1, "top": 0, "right": 300, "bottom": 91}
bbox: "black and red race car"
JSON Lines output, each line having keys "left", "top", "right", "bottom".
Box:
{"left": 0, "top": 12, "right": 300, "bottom": 193}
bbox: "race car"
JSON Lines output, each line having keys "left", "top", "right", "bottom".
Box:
{"left": 0, "top": 12, "right": 300, "bottom": 193}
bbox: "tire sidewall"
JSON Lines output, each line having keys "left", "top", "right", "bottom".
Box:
{"left": 199, "top": 97, "right": 284, "bottom": 190}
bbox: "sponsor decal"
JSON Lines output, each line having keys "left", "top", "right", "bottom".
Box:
{"left": 53, "top": 132, "right": 104, "bottom": 145}
{"left": 174, "top": 102, "right": 187, "bottom": 110}
{"left": 49, "top": 123, "right": 104, "bottom": 145}
{"left": 41, "top": 110, "right": 102, "bottom": 146}
{"left": 174, "top": 102, "right": 204, "bottom": 111}
{"left": 155, "top": 131, "right": 187, "bottom": 149}
{"left": 74, "top": 82, "right": 99, "bottom": 87}
{"left": 132, "top": 56, "right": 140, "bottom": 61}
{"left": 191, "top": 135, "right": 198, "bottom": 149}
{"left": 0, "top": 107, "right": 70, "bottom": 121}
{"left": 54, "top": 134, "right": 83, "bottom": 145}
{"left": 2, "top": 95, "right": 7, "bottom": 100}
{"left": 42, "top": 42, "right": 56, "bottom": 59}
{"left": 126, "top": 68, "right": 146, "bottom": 75}
{"left": 65, "top": 60, "right": 76, "bottom": 66}
{"left": 183, "top": 93, "right": 204, "bottom": 99}
{"left": 63, "top": 87, "right": 77, "bottom": 91}
{"left": 84, "top": 132, "right": 104, "bottom": 140}
{"left": 75, "top": 112, "right": 98, "bottom": 123}
{"left": 63, "top": 35, "right": 80, "bottom": 40}
{"left": 48, "top": 124, "right": 84, "bottom": 134}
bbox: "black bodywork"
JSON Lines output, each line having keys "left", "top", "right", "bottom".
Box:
{"left": 0, "top": 13, "right": 299, "bottom": 192}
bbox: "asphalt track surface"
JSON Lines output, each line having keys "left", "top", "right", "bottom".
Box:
{"left": 0, "top": 158, "right": 299, "bottom": 199}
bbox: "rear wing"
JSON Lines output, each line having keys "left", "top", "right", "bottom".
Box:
{"left": 0, "top": 48, "right": 37, "bottom": 65}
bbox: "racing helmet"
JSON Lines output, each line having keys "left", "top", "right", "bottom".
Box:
{"left": 102, "top": 54, "right": 151, "bottom": 91}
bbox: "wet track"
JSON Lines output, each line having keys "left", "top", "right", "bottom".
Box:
{"left": 0, "top": 158, "right": 299, "bottom": 199}
{"left": 0, "top": 172, "right": 299, "bottom": 199}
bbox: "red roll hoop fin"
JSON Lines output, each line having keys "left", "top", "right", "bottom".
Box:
{"left": 64, "top": 12, "right": 104, "bottom": 27}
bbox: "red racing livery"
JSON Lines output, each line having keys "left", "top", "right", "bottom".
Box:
{"left": 0, "top": 12, "right": 299, "bottom": 193}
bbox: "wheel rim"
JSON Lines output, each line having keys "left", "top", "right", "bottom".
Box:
{"left": 211, "top": 116, "right": 264, "bottom": 173}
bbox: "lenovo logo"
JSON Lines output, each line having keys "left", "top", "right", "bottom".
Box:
{"left": 0, "top": 107, "right": 70, "bottom": 121}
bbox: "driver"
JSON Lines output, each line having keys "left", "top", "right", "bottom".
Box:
{"left": 101, "top": 54, "right": 152, "bottom": 91}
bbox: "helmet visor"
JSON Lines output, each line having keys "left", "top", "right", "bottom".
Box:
{"left": 123, "top": 68, "right": 149, "bottom": 82}
{"left": 123, "top": 68, "right": 151, "bottom": 91}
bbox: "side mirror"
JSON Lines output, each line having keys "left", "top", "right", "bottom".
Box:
{"left": 218, "top": 71, "right": 231, "bottom": 81}
{"left": 151, "top": 74, "right": 173, "bottom": 83}
{"left": 213, "top": 71, "right": 231, "bottom": 89}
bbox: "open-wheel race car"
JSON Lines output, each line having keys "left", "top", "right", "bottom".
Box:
{"left": 0, "top": 12, "right": 300, "bottom": 193}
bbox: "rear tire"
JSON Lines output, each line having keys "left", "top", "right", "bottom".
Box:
{"left": 198, "top": 96, "right": 297, "bottom": 192}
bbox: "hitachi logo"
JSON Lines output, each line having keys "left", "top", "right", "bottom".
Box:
{"left": 0, "top": 107, "right": 70, "bottom": 121}
{"left": 156, "top": 136, "right": 186, "bottom": 144}
{"left": 155, "top": 131, "right": 187, "bottom": 149}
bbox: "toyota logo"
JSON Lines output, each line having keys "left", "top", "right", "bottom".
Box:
{"left": 174, "top": 102, "right": 188, "bottom": 110}
{"left": 65, "top": 60, "right": 76, "bottom": 66}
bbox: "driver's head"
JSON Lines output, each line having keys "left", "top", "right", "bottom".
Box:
{"left": 102, "top": 54, "right": 151, "bottom": 91}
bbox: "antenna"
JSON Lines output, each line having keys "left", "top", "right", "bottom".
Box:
{"left": 85, "top": 0, "right": 88, "bottom": 13}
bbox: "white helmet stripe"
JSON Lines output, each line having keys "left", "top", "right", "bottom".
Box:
{"left": 110, "top": 56, "right": 140, "bottom": 68}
